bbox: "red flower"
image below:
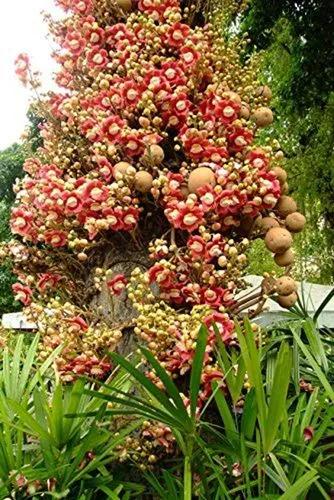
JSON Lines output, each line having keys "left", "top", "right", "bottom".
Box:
{"left": 82, "top": 180, "right": 109, "bottom": 203}
{"left": 107, "top": 274, "right": 128, "bottom": 295}
{"left": 204, "top": 312, "right": 235, "bottom": 344}
{"left": 182, "top": 132, "right": 210, "bottom": 161}
{"left": 11, "top": 208, "right": 34, "bottom": 237}
{"left": 179, "top": 46, "right": 201, "bottom": 68}
{"left": 120, "top": 133, "right": 145, "bottom": 157}
{"left": 161, "top": 61, "right": 186, "bottom": 86}
{"left": 303, "top": 426, "right": 314, "bottom": 442}
{"left": 85, "top": 27, "right": 105, "bottom": 46}
{"left": 105, "top": 24, "right": 133, "bottom": 47}
{"left": 197, "top": 184, "right": 216, "bottom": 212}
{"left": 121, "top": 80, "right": 142, "bottom": 108}
{"left": 165, "top": 23, "right": 190, "bottom": 48}
{"left": 216, "top": 99, "right": 240, "bottom": 124}
{"left": 44, "top": 230, "right": 68, "bottom": 247}
{"left": 101, "top": 115, "right": 125, "bottom": 142}
{"left": 96, "top": 157, "right": 113, "bottom": 182}
{"left": 71, "top": 0, "right": 93, "bottom": 15}
{"left": 165, "top": 201, "right": 204, "bottom": 232}
{"left": 64, "top": 32, "right": 86, "bottom": 56}
{"left": 37, "top": 273, "right": 62, "bottom": 292}
{"left": 62, "top": 191, "right": 83, "bottom": 214}
{"left": 227, "top": 127, "right": 253, "bottom": 153}
{"left": 67, "top": 316, "right": 89, "bottom": 332}
{"left": 246, "top": 148, "right": 269, "bottom": 170}
{"left": 187, "top": 235, "right": 206, "bottom": 260}
{"left": 149, "top": 264, "right": 174, "bottom": 289}
{"left": 121, "top": 206, "right": 140, "bottom": 230}
{"left": 12, "top": 283, "right": 33, "bottom": 306}
{"left": 14, "top": 53, "right": 30, "bottom": 84}
{"left": 87, "top": 48, "right": 108, "bottom": 68}
{"left": 204, "top": 146, "right": 229, "bottom": 163}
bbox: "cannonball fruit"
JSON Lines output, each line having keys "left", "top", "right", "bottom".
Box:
{"left": 251, "top": 107, "right": 274, "bottom": 127}
{"left": 282, "top": 182, "right": 289, "bottom": 194}
{"left": 278, "top": 292, "right": 298, "bottom": 309}
{"left": 276, "top": 195, "right": 297, "bottom": 217}
{"left": 188, "top": 167, "right": 216, "bottom": 193}
{"left": 223, "top": 91, "right": 242, "bottom": 104}
{"left": 116, "top": 0, "right": 132, "bottom": 11}
{"left": 265, "top": 227, "right": 293, "bottom": 254}
{"left": 285, "top": 212, "right": 306, "bottom": 232}
{"left": 271, "top": 166, "right": 287, "bottom": 185}
{"left": 114, "top": 161, "right": 132, "bottom": 176}
{"left": 255, "top": 85, "right": 272, "bottom": 101}
{"left": 134, "top": 171, "right": 153, "bottom": 193}
{"left": 240, "top": 102, "right": 250, "bottom": 119}
{"left": 274, "top": 248, "right": 295, "bottom": 267}
{"left": 260, "top": 217, "right": 280, "bottom": 232}
{"left": 144, "top": 144, "right": 165, "bottom": 165}
{"left": 275, "top": 276, "right": 297, "bottom": 296}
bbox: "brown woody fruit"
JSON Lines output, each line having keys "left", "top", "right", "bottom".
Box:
{"left": 116, "top": 0, "right": 132, "bottom": 11}
{"left": 251, "top": 107, "right": 274, "bottom": 127}
{"left": 276, "top": 195, "right": 297, "bottom": 217}
{"left": 259, "top": 217, "right": 280, "bottom": 232}
{"left": 285, "top": 212, "right": 306, "bottom": 232}
{"left": 278, "top": 292, "right": 298, "bottom": 308}
{"left": 275, "top": 276, "right": 297, "bottom": 296}
{"left": 134, "top": 171, "right": 153, "bottom": 192}
{"left": 274, "top": 248, "right": 295, "bottom": 267}
{"left": 265, "top": 227, "right": 293, "bottom": 254}
{"left": 271, "top": 166, "right": 287, "bottom": 185}
{"left": 282, "top": 182, "right": 289, "bottom": 194}
{"left": 223, "top": 91, "right": 242, "bottom": 104}
{"left": 255, "top": 85, "right": 272, "bottom": 100}
{"left": 114, "top": 162, "right": 132, "bottom": 175}
{"left": 143, "top": 144, "right": 165, "bottom": 165}
{"left": 240, "top": 102, "right": 250, "bottom": 119}
{"left": 188, "top": 167, "right": 216, "bottom": 193}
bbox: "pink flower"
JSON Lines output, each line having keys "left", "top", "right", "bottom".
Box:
{"left": 120, "top": 133, "right": 145, "bottom": 157}
{"left": 87, "top": 48, "right": 108, "bottom": 68}
{"left": 12, "top": 283, "right": 33, "bottom": 306}
{"left": 11, "top": 208, "right": 34, "bottom": 237}
{"left": 227, "top": 127, "right": 253, "bottom": 153}
{"left": 165, "top": 23, "right": 190, "bottom": 48}
{"left": 71, "top": 0, "right": 93, "bottom": 15}
{"left": 107, "top": 274, "right": 128, "bottom": 295}
{"left": 64, "top": 31, "right": 86, "bottom": 56}
{"left": 165, "top": 201, "right": 204, "bottom": 232}
{"left": 101, "top": 115, "right": 125, "bottom": 142}
{"left": 37, "top": 273, "right": 62, "bottom": 292}
{"left": 44, "top": 230, "right": 68, "bottom": 247}
{"left": 187, "top": 235, "right": 206, "bottom": 260}
{"left": 63, "top": 191, "right": 83, "bottom": 214}
{"left": 82, "top": 180, "right": 109, "bottom": 204}
{"left": 179, "top": 46, "right": 201, "bottom": 68}
{"left": 14, "top": 53, "right": 30, "bottom": 84}
{"left": 67, "top": 316, "right": 89, "bottom": 332}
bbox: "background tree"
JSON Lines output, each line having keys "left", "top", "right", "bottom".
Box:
{"left": 242, "top": 0, "right": 334, "bottom": 283}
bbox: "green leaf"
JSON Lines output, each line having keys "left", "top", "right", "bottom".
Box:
{"left": 189, "top": 325, "right": 207, "bottom": 419}
{"left": 213, "top": 382, "right": 237, "bottom": 445}
{"left": 279, "top": 470, "right": 318, "bottom": 499}
{"left": 264, "top": 342, "right": 292, "bottom": 453}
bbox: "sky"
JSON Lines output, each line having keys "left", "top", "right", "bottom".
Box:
{"left": 0, "top": 0, "right": 61, "bottom": 150}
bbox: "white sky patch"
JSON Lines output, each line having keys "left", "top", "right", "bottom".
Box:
{"left": 0, "top": 0, "right": 62, "bottom": 150}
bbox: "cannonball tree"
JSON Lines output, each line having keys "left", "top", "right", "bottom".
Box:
{"left": 6, "top": 0, "right": 305, "bottom": 391}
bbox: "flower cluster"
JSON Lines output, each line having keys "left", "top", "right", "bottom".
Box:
{"left": 8, "top": 0, "right": 305, "bottom": 391}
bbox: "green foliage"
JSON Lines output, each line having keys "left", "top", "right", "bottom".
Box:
{"left": 242, "top": 1, "right": 334, "bottom": 283}
{"left": 0, "top": 334, "right": 143, "bottom": 498}
{"left": 0, "top": 143, "right": 25, "bottom": 203}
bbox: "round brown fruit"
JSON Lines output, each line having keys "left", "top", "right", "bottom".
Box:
{"left": 271, "top": 166, "right": 287, "bottom": 185}
{"left": 144, "top": 144, "right": 165, "bottom": 165}
{"left": 188, "top": 167, "right": 216, "bottom": 193}
{"left": 278, "top": 292, "right": 298, "bottom": 308}
{"left": 116, "top": 0, "right": 132, "bottom": 11}
{"left": 282, "top": 182, "right": 289, "bottom": 194}
{"left": 259, "top": 217, "right": 280, "bottom": 232}
{"left": 251, "top": 107, "right": 274, "bottom": 127}
{"left": 114, "top": 161, "right": 132, "bottom": 176}
{"left": 223, "top": 91, "right": 242, "bottom": 104}
{"left": 285, "top": 212, "right": 306, "bottom": 232}
{"left": 134, "top": 171, "right": 153, "bottom": 193}
{"left": 275, "top": 276, "right": 297, "bottom": 296}
{"left": 265, "top": 227, "right": 293, "bottom": 254}
{"left": 255, "top": 85, "right": 272, "bottom": 100}
{"left": 274, "top": 248, "right": 295, "bottom": 267}
{"left": 240, "top": 102, "right": 250, "bottom": 119}
{"left": 276, "top": 195, "right": 297, "bottom": 217}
